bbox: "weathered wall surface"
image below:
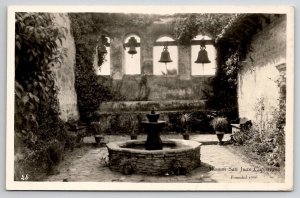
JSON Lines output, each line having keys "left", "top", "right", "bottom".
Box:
{"left": 238, "top": 15, "right": 286, "bottom": 127}
{"left": 52, "top": 14, "right": 79, "bottom": 121}
{"left": 98, "top": 75, "right": 213, "bottom": 101}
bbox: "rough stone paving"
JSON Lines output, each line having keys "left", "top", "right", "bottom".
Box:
{"left": 45, "top": 134, "right": 284, "bottom": 183}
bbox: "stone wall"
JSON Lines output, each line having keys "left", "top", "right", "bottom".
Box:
{"left": 51, "top": 14, "right": 79, "bottom": 121}
{"left": 107, "top": 140, "right": 201, "bottom": 175}
{"left": 98, "top": 75, "right": 213, "bottom": 101}
{"left": 238, "top": 15, "right": 286, "bottom": 128}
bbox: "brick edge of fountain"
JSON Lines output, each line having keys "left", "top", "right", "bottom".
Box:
{"left": 107, "top": 139, "right": 201, "bottom": 175}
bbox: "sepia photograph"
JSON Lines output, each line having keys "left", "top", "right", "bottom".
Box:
{"left": 6, "top": 5, "right": 294, "bottom": 191}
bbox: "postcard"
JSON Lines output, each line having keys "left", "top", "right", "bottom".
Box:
{"left": 6, "top": 5, "right": 294, "bottom": 191}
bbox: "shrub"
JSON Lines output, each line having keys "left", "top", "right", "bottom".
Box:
{"left": 211, "top": 117, "right": 228, "bottom": 132}
{"left": 231, "top": 106, "right": 286, "bottom": 167}
{"left": 180, "top": 113, "right": 192, "bottom": 132}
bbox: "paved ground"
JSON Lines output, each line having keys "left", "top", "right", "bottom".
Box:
{"left": 45, "top": 134, "right": 284, "bottom": 183}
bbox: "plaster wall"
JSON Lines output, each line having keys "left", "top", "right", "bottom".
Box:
{"left": 98, "top": 75, "right": 213, "bottom": 101}
{"left": 51, "top": 13, "right": 79, "bottom": 121}
{"left": 238, "top": 16, "right": 286, "bottom": 127}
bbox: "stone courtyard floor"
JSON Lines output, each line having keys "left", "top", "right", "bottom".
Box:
{"left": 45, "top": 134, "right": 285, "bottom": 183}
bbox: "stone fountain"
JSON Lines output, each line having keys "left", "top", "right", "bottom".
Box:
{"left": 106, "top": 110, "right": 201, "bottom": 175}
{"left": 143, "top": 109, "right": 165, "bottom": 150}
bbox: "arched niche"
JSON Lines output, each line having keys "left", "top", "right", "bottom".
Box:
{"left": 153, "top": 36, "right": 178, "bottom": 75}
{"left": 124, "top": 34, "right": 141, "bottom": 75}
{"left": 191, "top": 35, "right": 216, "bottom": 76}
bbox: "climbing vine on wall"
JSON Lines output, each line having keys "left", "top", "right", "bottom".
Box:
{"left": 172, "top": 14, "right": 234, "bottom": 45}
{"left": 69, "top": 13, "right": 161, "bottom": 121}
{"left": 172, "top": 14, "right": 271, "bottom": 116}
{"left": 212, "top": 14, "right": 270, "bottom": 112}
{"left": 69, "top": 13, "right": 264, "bottom": 121}
{"left": 15, "top": 12, "right": 68, "bottom": 180}
{"left": 219, "top": 14, "right": 286, "bottom": 167}
{"left": 171, "top": 13, "right": 239, "bottom": 118}
{"left": 69, "top": 13, "right": 112, "bottom": 122}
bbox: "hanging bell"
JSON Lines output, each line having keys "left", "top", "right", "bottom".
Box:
{"left": 195, "top": 46, "right": 211, "bottom": 64}
{"left": 127, "top": 37, "right": 138, "bottom": 55}
{"left": 159, "top": 46, "right": 173, "bottom": 64}
{"left": 195, "top": 39, "right": 211, "bottom": 64}
{"left": 128, "top": 45, "right": 137, "bottom": 55}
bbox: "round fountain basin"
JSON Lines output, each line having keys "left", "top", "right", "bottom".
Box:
{"left": 106, "top": 139, "right": 201, "bottom": 175}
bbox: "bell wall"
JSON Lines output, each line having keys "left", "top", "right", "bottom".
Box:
{"left": 93, "top": 20, "right": 214, "bottom": 101}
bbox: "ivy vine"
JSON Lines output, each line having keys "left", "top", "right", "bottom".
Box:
{"left": 69, "top": 13, "right": 163, "bottom": 121}
{"left": 15, "top": 12, "right": 68, "bottom": 180}
{"left": 172, "top": 13, "right": 234, "bottom": 45}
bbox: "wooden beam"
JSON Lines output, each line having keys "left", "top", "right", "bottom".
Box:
{"left": 123, "top": 40, "right": 214, "bottom": 47}
{"left": 153, "top": 40, "right": 215, "bottom": 46}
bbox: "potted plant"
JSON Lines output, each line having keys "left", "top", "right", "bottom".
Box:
{"left": 130, "top": 130, "right": 138, "bottom": 140}
{"left": 181, "top": 113, "right": 192, "bottom": 140}
{"left": 211, "top": 117, "right": 228, "bottom": 145}
{"left": 94, "top": 134, "right": 103, "bottom": 144}
{"left": 91, "top": 122, "right": 103, "bottom": 144}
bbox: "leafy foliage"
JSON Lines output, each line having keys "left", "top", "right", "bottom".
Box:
{"left": 232, "top": 96, "right": 286, "bottom": 167}
{"left": 173, "top": 14, "right": 234, "bottom": 45}
{"left": 208, "top": 14, "right": 270, "bottom": 112}
{"left": 180, "top": 113, "right": 192, "bottom": 132}
{"left": 15, "top": 12, "right": 67, "bottom": 180}
{"left": 69, "top": 13, "right": 114, "bottom": 122}
{"left": 171, "top": 13, "right": 239, "bottom": 116}
{"left": 211, "top": 117, "right": 229, "bottom": 132}
{"left": 69, "top": 13, "right": 173, "bottom": 121}
{"left": 15, "top": 12, "right": 66, "bottom": 82}
{"left": 69, "top": 13, "right": 238, "bottom": 120}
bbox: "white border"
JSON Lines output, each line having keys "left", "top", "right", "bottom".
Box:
{"left": 6, "top": 5, "right": 294, "bottom": 191}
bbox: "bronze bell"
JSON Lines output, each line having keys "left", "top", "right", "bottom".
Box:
{"left": 128, "top": 45, "right": 137, "bottom": 55}
{"left": 128, "top": 37, "right": 138, "bottom": 55}
{"left": 159, "top": 46, "right": 173, "bottom": 64}
{"left": 195, "top": 39, "right": 211, "bottom": 64}
{"left": 195, "top": 46, "right": 211, "bottom": 64}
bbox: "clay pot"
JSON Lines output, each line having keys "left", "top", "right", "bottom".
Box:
{"left": 216, "top": 131, "right": 225, "bottom": 145}
{"left": 183, "top": 133, "right": 190, "bottom": 140}
{"left": 94, "top": 135, "right": 103, "bottom": 143}
{"left": 130, "top": 134, "right": 138, "bottom": 140}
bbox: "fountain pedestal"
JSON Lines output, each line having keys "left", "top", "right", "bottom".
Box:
{"left": 141, "top": 121, "right": 165, "bottom": 150}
